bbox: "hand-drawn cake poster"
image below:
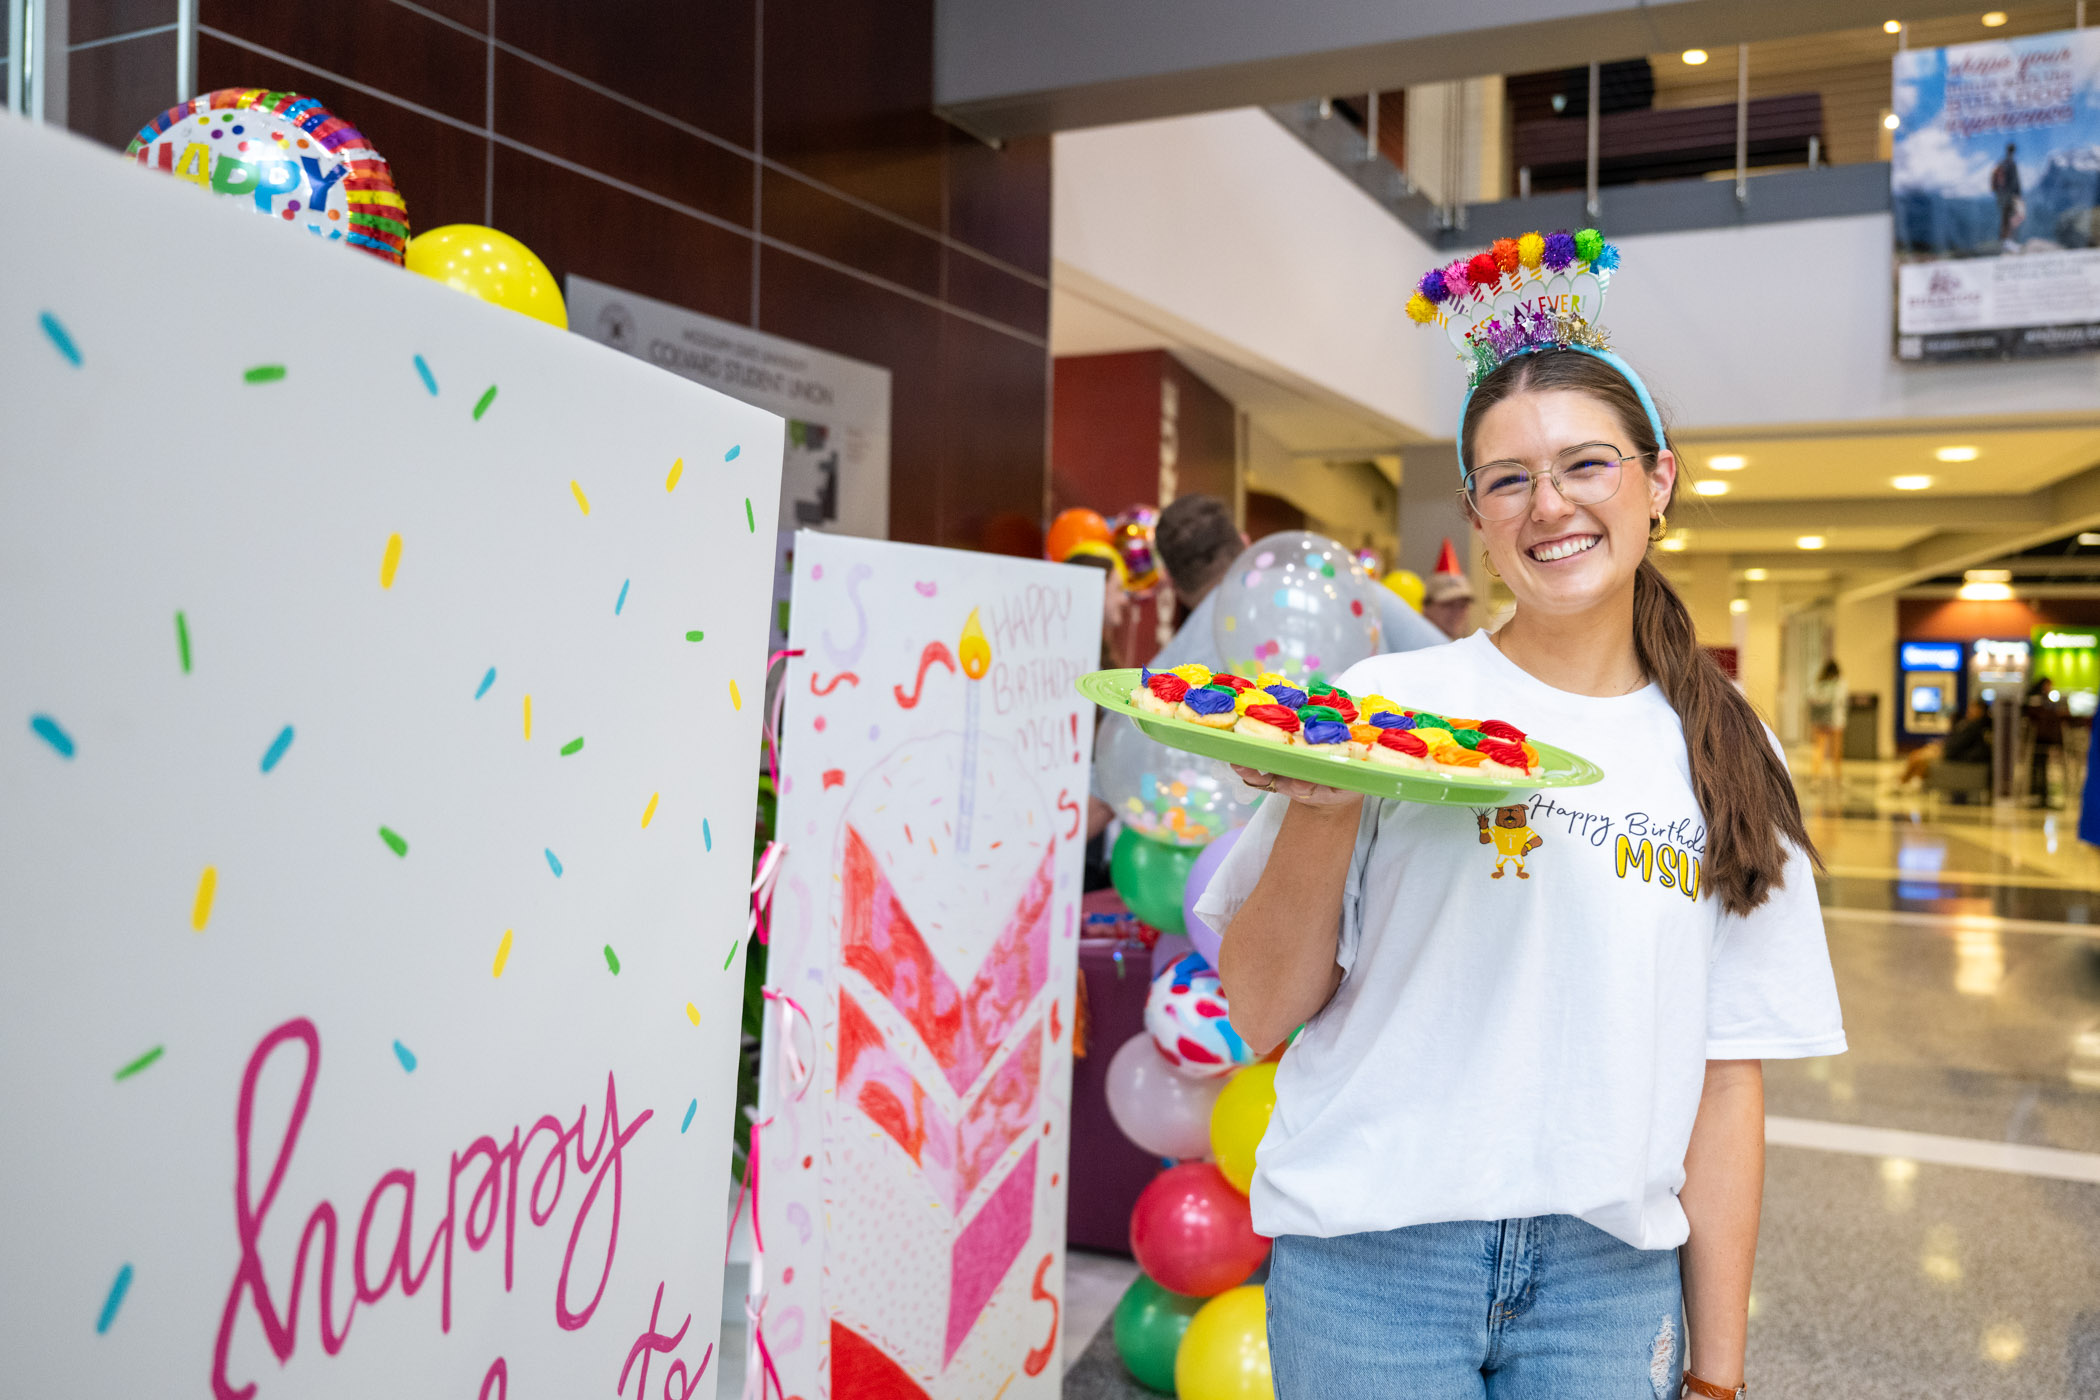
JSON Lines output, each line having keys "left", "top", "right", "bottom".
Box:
{"left": 0, "top": 117, "right": 782, "bottom": 1397}
{"left": 759, "top": 534, "right": 1103, "bottom": 1400}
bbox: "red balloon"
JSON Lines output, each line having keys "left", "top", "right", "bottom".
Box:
{"left": 1129, "top": 1163, "right": 1271, "bottom": 1297}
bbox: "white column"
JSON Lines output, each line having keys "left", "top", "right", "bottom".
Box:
{"left": 1741, "top": 579, "right": 1783, "bottom": 724}
{"left": 1834, "top": 591, "right": 1898, "bottom": 760}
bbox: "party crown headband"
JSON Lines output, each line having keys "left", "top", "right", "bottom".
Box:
{"left": 1407, "top": 228, "right": 1623, "bottom": 389}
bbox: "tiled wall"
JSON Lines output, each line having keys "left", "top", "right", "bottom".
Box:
{"left": 60, "top": 0, "right": 1052, "bottom": 553}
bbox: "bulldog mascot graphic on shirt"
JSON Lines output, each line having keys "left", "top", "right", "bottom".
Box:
{"left": 1478, "top": 803, "right": 1543, "bottom": 879}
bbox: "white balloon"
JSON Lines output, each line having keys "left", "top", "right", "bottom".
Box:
{"left": 1104, "top": 1032, "right": 1225, "bottom": 1160}
{"left": 1210, "top": 531, "right": 1381, "bottom": 685}
{"left": 1095, "top": 713, "right": 1251, "bottom": 847}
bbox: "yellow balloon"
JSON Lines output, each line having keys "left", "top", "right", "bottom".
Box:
{"left": 406, "top": 225, "right": 568, "bottom": 329}
{"left": 1383, "top": 568, "right": 1425, "bottom": 612}
{"left": 1209, "top": 1062, "right": 1278, "bottom": 1196}
{"left": 1175, "top": 1286, "right": 1274, "bottom": 1400}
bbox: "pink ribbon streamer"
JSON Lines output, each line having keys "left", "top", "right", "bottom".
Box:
{"left": 733, "top": 988, "right": 813, "bottom": 1400}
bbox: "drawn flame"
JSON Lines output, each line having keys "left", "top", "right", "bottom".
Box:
{"left": 958, "top": 608, "right": 991, "bottom": 680}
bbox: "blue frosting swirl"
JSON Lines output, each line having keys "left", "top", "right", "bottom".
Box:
{"left": 1183, "top": 686, "right": 1236, "bottom": 716}
{"left": 1302, "top": 719, "right": 1351, "bottom": 745}
{"left": 1369, "top": 711, "right": 1414, "bottom": 729}
{"left": 1263, "top": 685, "right": 1307, "bottom": 708}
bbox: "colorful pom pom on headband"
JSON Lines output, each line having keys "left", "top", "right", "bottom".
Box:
{"left": 1407, "top": 227, "right": 1660, "bottom": 472}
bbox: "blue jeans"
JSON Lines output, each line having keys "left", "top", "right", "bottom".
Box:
{"left": 1267, "top": 1216, "right": 1685, "bottom": 1398}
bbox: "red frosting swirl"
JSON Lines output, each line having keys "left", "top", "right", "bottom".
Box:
{"left": 1242, "top": 703, "right": 1301, "bottom": 734}
{"left": 1479, "top": 718, "right": 1526, "bottom": 743}
{"left": 1206, "top": 674, "right": 1256, "bottom": 693}
{"left": 1146, "top": 672, "right": 1191, "bottom": 703}
{"left": 1377, "top": 728, "right": 1428, "bottom": 757}
{"left": 1478, "top": 738, "right": 1529, "bottom": 769}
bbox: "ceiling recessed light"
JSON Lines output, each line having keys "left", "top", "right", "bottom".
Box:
{"left": 1883, "top": 111, "right": 1902, "bottom": 130}
{"left": 1958, "top": 581, "right": 2013, "bottom": 600}
{"left": 2079, "top": 532, "right": 2100, "bottom": 546}
{"left": 1884, "top": 18, "right": 1904, "bottom": 33}
{"left": 1797, "top": 535, "right": 1826, "bottom": 550}
{"left": 1935, "top": 445, "right": 1980, "bottom": 461}
{"left": 1892, "top": 474, "right": 1934, "bottom": 490}
{"left": 1682, "top": 48, "right": 1709, "bottom": 64}
{"left": 1729, "top": 598, "right": 1751, "bottom": 614}
{"left": 1707, "top": 454, "right": 1747, "bottom": 471}
{"left": 1964, "top": 568, "right": 2011, "bottom": 582}
{"left": 1981, "top": 10, "right": 2008, "bottom": 25}
{"left": 1692, "top": 480, "right": 1729, "bottom": 496}
{"left": 1743, "top": 567, "right": 1770, "bottom": 581}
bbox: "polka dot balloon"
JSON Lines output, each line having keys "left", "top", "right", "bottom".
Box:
{"left": 1210, "top": 530, "right": 1382, "bottom": 683}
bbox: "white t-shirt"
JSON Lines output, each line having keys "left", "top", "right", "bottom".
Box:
{"left": 1193, "top": 631, "right": 1846, "bottom": 1250}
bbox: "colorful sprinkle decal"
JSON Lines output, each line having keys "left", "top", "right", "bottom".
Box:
{"left": 475, "top": 667, "right": 496, "bottom": 699}
{"left": 523, "top": 694, "right": 532, "bottom": 740}
{"left": 702, "top": 819, "right": 712, "bottom": 851}
{"left": 685, "top": 630, "right": 705, "bottom": 642}
{"left": 725, "top": 444, "right": 741, "bottom": 461}
{"left": 113, "top": 1046, "right": 164, "bottom": 1081}
{"left": 191, "top": 866, "right": 217, "bottom": 931}
{"left": 243, "top": 365, "right": 287, "bottom": 384}
{"left": 723, "top": 939, "right": 739, "bottom": 969}
{"left": 493, "top": 928, "right": 513, "bottom": 978}
{"left": 380, "top": 533, "right": 403, "bottom": 589}
{"left": 393, "top": 1040, "right": 418, "bottom": 1072}
{"left": 30, "top": 714, "right": 75, "bottom": 758}
{"left": 175, "top": 611, "right": 192, "bottom": 673}
{"left": 473, "top": 385, "right": 498, "bottom": 420}
{"left": 96, "top": 1264, "right": 133, "bottom": 1334}
{"left": 571, "top": 481, "right": 591, "bottom": 516}
{"left": 40, "top": 311, "right": 81, "bottom": 366}
{"left": 666, "top": 458, "right": 684, "bottom": 492}
{"left": 730, "top": 679, "right": 742, "bottom": 711}
{"left": 379, "top": 826, "right": 409, "bottom": 857}
{"left": 641, "top": 792, "right": 659, "bottom": 828}
{"left": 681, "top": 1099, "right": 698, "bottom": 1133}
{"left": 603, "top": 945, "right": 621, "bottom": 975}
{"left": 560, "top": 736, "right": 585, "bottom": 756}
{"left": 544, "top": 848, "right": 563, "bottom": 877}
{"left": 615, "top": 579, "right": 630, "bottom": 615}
{"left": 685, "top": 1002, "right": 701, "bottom": 1026}
{"left": 744, "top": 497, "right": 754, "bottom": 532}
{"left": 259, "top": 725, "right": 295, "bottom": 774}
{"left": 413, "top": 354, "right": 438, "bottom": 395}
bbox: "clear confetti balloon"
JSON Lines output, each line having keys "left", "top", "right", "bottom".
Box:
{"left": 1096, "top": 714, "right": 1253, "bottom": 847}
{"left": 1210, "top": 531, "right": 1382, "bottom": 683}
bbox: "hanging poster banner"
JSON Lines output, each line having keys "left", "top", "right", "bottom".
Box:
{"left": 757, "top": 534, "right": 1101, "bottom": 1400}
{"left": 1892, "top": 25, "right": 2100, "bottom": 360}
{"left": 1, "top": 117, "right": 781, "bottom": 1396}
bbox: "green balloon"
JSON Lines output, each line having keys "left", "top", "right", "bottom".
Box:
{"left": 1111, "top": 827, "right": 1199, "bottom": 934}
{"left": 1114, "top": 1272, "right": 1204, "bottom": 1393}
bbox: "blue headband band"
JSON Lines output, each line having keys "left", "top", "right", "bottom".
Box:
{"left": 1456, "top": 344, "right": 1667, "bottom": 475}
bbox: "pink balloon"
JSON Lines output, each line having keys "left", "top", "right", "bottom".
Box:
{"left": 1105, "top": 1032, "right": 1225, "bottom": 1159}
{"left": 1130, "top": 1163, "right": 1271, "bottom": 1297}
{"left": 1181, "top": 826, "right": 1245, "bottom": 969}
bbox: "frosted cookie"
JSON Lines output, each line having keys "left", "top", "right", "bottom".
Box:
{"left": 1237, "top": 703, "right": 1302, "bottom": 744}
{"left": 1357, "top": 694, "right": 1400, "bottom": 719}
{"left": 1134, "top": 670, "right": 1189, "bottom": 717}
{"left": 1177, "top": 685, "right": 1240, "bottom": 729}
{"left": 1262, "top": 684, "right": 1308, "bottom": 709}
{"left": 1254, "top": 671, "right": 1292, "bottom": 688}
{"left": 1206, "top": 673, "right": 1257, "bottom": 694}
{"left": 1368, "top": 710, "right": 1415, "bottom": 731}
{"left": 1301, "top": 718, "right": 1351, "bottom": 749}
{"left": 1346, "top": 723, "right": 1381, "bottom": 760}
{"left": 1170, "top": 663, "right": 1214, "bottom": 687}
{"left": 1369, "top": 728, "right": 1431, "bottom": 769}
{"left": 1477, "top": 737, "right": 1539, "bottom": 777}
{"left": 1412, "top": 713, "right": 1455, "bottom": 736}
{"left": 1429, "top": 740, "right": 1487, "bottom": 770}
{"left": 1479, "top": 718, "right": 1526, "bottom": 744}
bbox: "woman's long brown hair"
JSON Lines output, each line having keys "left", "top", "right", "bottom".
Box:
{"left": 1462, "top": 350, "right": 1817, "bottom": 915}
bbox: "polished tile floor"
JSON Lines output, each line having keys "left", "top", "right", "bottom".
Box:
{"left": 1063, "top": 758, "right": 2100, "bottom": 1397}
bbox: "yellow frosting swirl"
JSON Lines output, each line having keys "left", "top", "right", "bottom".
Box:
{"left": 1171, "top": 663, "right": 1213, "bottom": 686}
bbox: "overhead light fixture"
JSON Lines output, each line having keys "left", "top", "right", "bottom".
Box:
{"left": 1883, "top": 112, "right": 1902, "bottom": 130}
{"left": 1935, "top": 445, "right": 1980, "bottom": 461}
{"left": 1682, "top": 48, "right": 1709, "bottom": 64}
{"left": 1964, "top": 569, "right": 2011, "bottom": 582}
{"left": 1884, "top": 18, "right": 1904, "bottom": 33}
{"left": 1707, "top": 454, "right": 1747, "bottom": 471}
{"left": 1981, "top": 10, "right": 2008, "bottom": 25}
{"left": 1797, "top": 535, "right": 1826, "bottom": 550}
{"left": 1692, "top": 480, "right": 1729, "bottom": 496}
{"left": 1959, "top": 581, "right": 2013, "bottom": 600}
{"left": 1892, "top": 474, "right": 1934, "bottom": 490}
{"left": 1743, "top": 567, "right": 1770, "bottom": 581}
{"left": 1730, "top": 598, "right": 1751, "bottom": 614}
{"left": 2079, "top": 532, "right": 2100, "bottom": 546}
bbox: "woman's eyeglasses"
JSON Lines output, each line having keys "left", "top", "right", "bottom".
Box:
{"left": 1459, "top": 445, "right": 1649, "bottom": 521}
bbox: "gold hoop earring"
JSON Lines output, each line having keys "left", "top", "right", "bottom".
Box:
{"left": 1481, "top": 550, "right": 1501, "bottom": 579}
{"left": 1649, "top": 512, "right": 1668, "bottom": 544}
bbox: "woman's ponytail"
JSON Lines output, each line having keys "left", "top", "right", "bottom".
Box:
{"left": 1631, "top": 557, "right": 1816, "bottom": 914}
{"left": 1466, "top": 349, "right": 1818, "bottom": 915}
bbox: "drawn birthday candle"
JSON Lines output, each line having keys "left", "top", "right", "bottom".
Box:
{"left": 956, "top": 608, "right": 991, "bottom": 854}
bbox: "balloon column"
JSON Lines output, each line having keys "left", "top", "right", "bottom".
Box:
{"left": 126, "top": 90, "right": 408, "bottom": 263}
{"left": 1103, "top": 909, "right": 1279, "bottom": 1394}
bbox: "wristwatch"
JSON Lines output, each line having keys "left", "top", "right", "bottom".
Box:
{"left": 1682, "top": 1373, "right": 1745, "bottom": 1400}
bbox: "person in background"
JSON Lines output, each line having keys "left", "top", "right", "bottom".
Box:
{"left": 2024, "top": 674, "right": 2066, "bottom": 808}
{"left": 1899, "top": 698, "right": 1991, "bottom": 789}
{"left": 1422, "top": 570, "right": 1476, "bottom": 640}
{"left": 1806, "top": 659, "right": 1846, "bottom": 784}
{"left": 1147, "top": 495, "right": 1247, "bottom": 672}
